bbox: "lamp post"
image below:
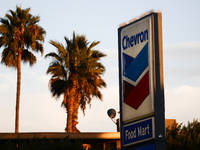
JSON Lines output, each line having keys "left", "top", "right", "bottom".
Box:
{"left": 107, "top": 109, "right": 120, "bottom": 132}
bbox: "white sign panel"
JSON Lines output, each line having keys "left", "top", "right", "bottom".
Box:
{"left": 121, "top": 16, "right": 154, "bottom": 122}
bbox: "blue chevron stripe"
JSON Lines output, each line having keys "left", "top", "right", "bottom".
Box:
{"left": 123, "top": 42, "right": 148, "bottom": 82}
{"left": 123, "top": 53, "right": 134, "bottom": 74}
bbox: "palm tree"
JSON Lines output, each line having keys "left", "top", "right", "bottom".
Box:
{"left": 45, "top": 32, "right": 106, "bottom": 132}
{"left": 0, "top": 6, "right": 46, "bottom": 133}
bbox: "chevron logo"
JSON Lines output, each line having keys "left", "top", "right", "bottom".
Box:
{"left": 123, "top": 42, "right": 149, "bottom": 110}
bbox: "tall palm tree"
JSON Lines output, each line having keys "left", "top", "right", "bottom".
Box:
{"left": 45, "top": 32, "right": 106, "bottom": 132}
{"left": 0, "top": 6, "right": 46, "bottom": 133}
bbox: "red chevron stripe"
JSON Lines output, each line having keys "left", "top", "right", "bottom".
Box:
{"left": 124, "top": 71, "right": 149, "bottom": 110}
{"left": 123, "top": 80, "right": 135, "bottom": 101}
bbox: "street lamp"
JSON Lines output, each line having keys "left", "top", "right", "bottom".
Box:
{"left": 107, "top": 109, "right": 120, "bottom": 132}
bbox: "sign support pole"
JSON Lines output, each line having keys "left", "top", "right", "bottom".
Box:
{"left": 153, "top": 12, "right": 166, "bottom": 149}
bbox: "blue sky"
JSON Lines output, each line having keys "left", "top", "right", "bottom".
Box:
{"left": 0, "top": 0, "right": 200, "bottom": 132}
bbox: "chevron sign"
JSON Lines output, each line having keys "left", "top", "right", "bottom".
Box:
{"left": 119, "top": 12, "right": 165, "bottom": 149}
{"left": 123, "top": 42, "right": 149, "bottom": 110}
{"left": 120, "top": 17, "right": 154, "bottom": 121}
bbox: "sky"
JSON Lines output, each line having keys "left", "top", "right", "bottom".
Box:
{"left": 0, "top": 0, "right": 200, "bottom": 133}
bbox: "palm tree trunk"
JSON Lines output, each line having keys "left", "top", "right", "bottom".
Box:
{"left": 66, "top": 99, "right": 73, "bottom": 132}
{"left": 72, "top": 92, "right": 81, "bottom": 133}
{"left": 66, "top": 80, "right": 76, "bottom": 132}
{"left": 15, "top": 51, "right": 22, "bottom": 133}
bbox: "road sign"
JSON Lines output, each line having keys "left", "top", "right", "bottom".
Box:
{"left": 123, "top": 117, "right": 155, "bottom": 146}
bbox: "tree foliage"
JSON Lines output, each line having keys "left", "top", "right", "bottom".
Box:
{"left": 0, "top": 6, "right": 46, "bottom": 68}
{"left": 166, "top": 119, "right": 200, "bottom": 150}
{"left": 45, "top": 32, "right": 106, "bottom": 132}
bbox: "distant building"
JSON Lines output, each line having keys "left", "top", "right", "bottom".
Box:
{"left": 165, "top": 119, "right": 177, "bottom": 129}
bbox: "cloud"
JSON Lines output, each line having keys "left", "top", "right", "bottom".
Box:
{"left": 0, "top": 72, "right": 16, "bottom": 102}
{"left": 164, "top": 41, "right": 200, "bottom": 87}
{"left": 24, "top": 70, "right": 37, "bottom": 76}
{"left": 164, "top": 41, "right": 200, "bottom": 51}
{"left": 0, "top": 105, "right": 15, "bottom": 132}
{"left": 38, "top": 74, "right": 50, "bottom": 84}
{"left": 101, "top": 49, "right": 118, "bottom": 59}
{"left": 165, "top": 85, "right": 200, "bottom": 125}
{"left": 0, "top": 72, "right": 16, "bottom": 82}
{"left": 164, "top": 42, "right": 200, "bottom": 124}
{"left": 164, "top": 41, "right": 200, "bottom": 61}
{"left": 0, "top": 92, "right": 66, "bottom": 132}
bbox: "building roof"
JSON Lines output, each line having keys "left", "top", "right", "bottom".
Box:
{"left": 0, "top": 132, "right": 120, "bottom": 140}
